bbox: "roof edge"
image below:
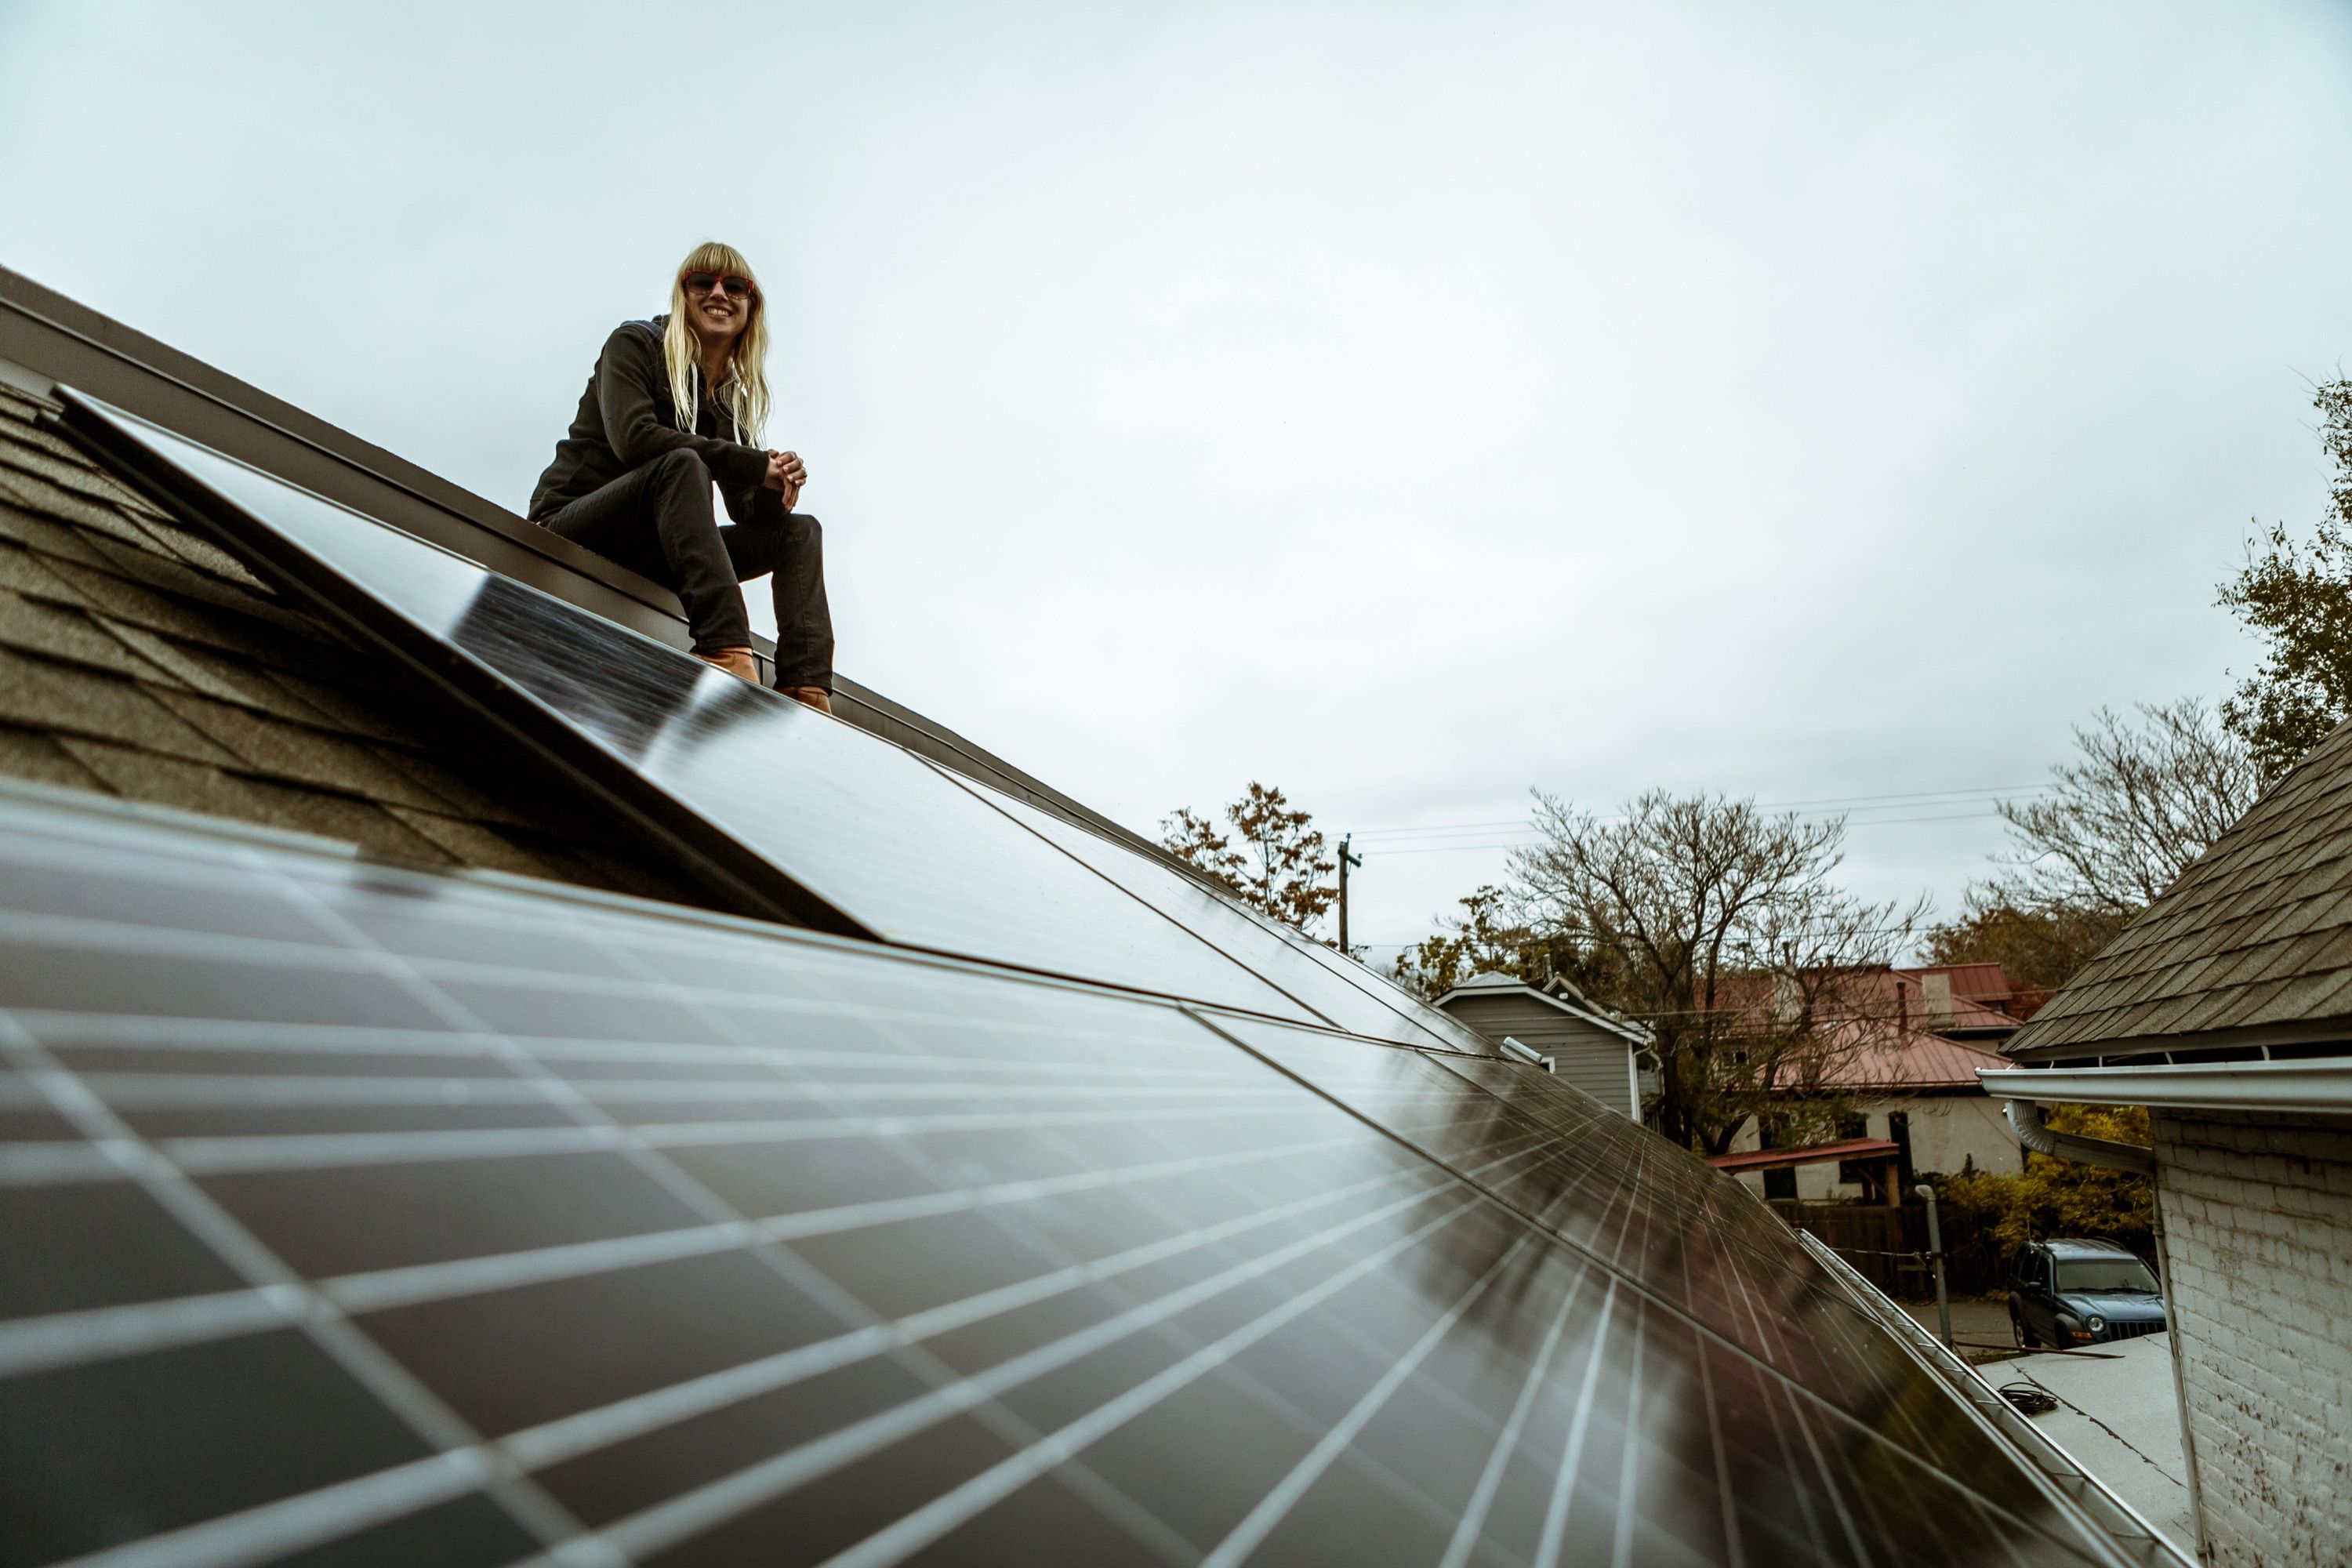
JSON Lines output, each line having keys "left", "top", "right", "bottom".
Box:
{"left": 0, "top": 265, "right": 1192, "bottom": 886}
{"left": 2005, "top": 1011, "right": 2352, "bottom": 1064}
{"left": 1432, "top": 978, "right": 1650, "bottom": 1044}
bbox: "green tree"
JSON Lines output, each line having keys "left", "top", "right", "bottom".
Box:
{"left": 1161, "top": 782, "right": 1338, "bottom": 934}
{"left": 1922, "top": 891, "right": 2125, "bottom": 991}
{"left": 1388, "top": 884, "right": 1586, "bottom": 1000}
{"left": 2219, "top": 377, "right": 2352, "bottom": 779}
{"left": 1933, "top": 1105, "right": 2153, "bottom": 1256}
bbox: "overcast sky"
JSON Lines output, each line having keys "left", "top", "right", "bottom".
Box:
{"left": 5, "top": 2, "right": 2350, "bottom": 960}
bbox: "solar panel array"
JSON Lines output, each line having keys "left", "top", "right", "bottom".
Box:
{"left": 1, "top": 789, "right": 2140, "bottom": 1568}
{"left": 0, "top": 397, "right": 2170, "bottom": 1566}
{"left": 62, "top": 398, "right": 1490, "bottom": 1058}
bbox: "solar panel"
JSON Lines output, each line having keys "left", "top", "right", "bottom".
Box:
{"left": 945, "top": 778, "right": 1479, "bottom": 1053}
{"left": 1, "top": 786, "right": 2149, "bottom": 1566}
{"left": 57, "top": 396, "right": 1409, "bottom": 1029}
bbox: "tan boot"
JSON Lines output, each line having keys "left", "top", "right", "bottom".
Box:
{"left": 695, "top": 646, "right": 760, "bottom": 683}
{"left": 785, "top": 686, "right": 833, "bottom": 715}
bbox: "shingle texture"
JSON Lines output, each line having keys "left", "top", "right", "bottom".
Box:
{"left": 0, "top": 382, "right": 699, "bottom": 906}
{"left": 2009, "top": 720, "right": 2352, "bottom": 1055}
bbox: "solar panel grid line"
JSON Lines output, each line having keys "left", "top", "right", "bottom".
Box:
{"left": 250, "top": 845, "right": 1507, "bottom": 1566}
{"left": 1433, "top": 1255, "right": 1595, "bottom": 1568}
{"left": 0, "top": 1014, "right": 618, "bottom": 1566}
{"left": 515, "top": 1187, "right": 1487, "bottom": 1568}
{"left": 595, "top": 938, "right": 1606, "bottom": 1563}
{"left": 903, "top": 758, "right": 1359, "bottom": 1041}
{"left": 1777, "top": 1351, "right": 1910, "bottom": 1563}
{"left": 1000, "top": 1110, "right": 1619, "bottom": 1543}
{"left": 493, "top": 1162, "right": 1447, "bottom": 1479}
{"left": 1606, "top": 1294, "right": 1646, "bottom": 1568}
{"left": 0, "top": 1129, "right": 1392, "bottom": 1381}
{"left": 1421, "top": 1049, "right": 1940, "bottom": 1372}
{"left": 935, "top": 768, "right": 1477, "bottom": 1055}
{"left": 129, "top": 1098, "right": 1307, "bottom": 1177}
{"left": 1792, "top": 1232, "right": 2189, "bottom": 1568}
{"left": 18, "top": 1149, "right": 1463, "bottom": 1567}
{"left": 4, "top": 1029, "right": 1543, "bottom": 1382}
{"left": 1459, "top": 1076, "right": 2103, "bottom": 1555}
{"left": 9, "top": 1009, "right": 1279, "bottom": 1083}
{"left": 1197, "top": 1228, "right": 1548, "bottom": 1568}
{"left": 1689, "top": 1325, "right": 1747, "bottom": 1568}
{"left": 51, "top": 1448, "right": 496, "bottom": 1568}
{"left": 795, "top": 1195, "right": 1488, "bottom": 1568}
{"left": 1203, "top": 1022, "right": 2136, "bottom": 1566}
{"left": 0, "top": 1139, "right": 118, "bottom": 1185}
{"left": 57, "top": 1070, "right": 1303, "bottom": 1109}
{"left": 0, "top": 1281, "right": 299, "bottom": 1380}
{"left": 1533, "top": 1276, "right": 1621, "bottom": 1568}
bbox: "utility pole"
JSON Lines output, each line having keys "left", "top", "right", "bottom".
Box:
{"left": 1915, "top": 1182, "right": 1953, "bottom": 1351}
{"left": 1337, "top": 835, "right": 1363, "bottom": 955}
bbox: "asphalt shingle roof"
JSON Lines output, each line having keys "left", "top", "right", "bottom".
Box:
{"left": 2009, "top": 717, "right": 2352, "bottom": 1057}
{"left": 0, "top": 379, "right": 700, "bottom": 906}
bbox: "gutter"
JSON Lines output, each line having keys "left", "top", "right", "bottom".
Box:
{"left": 1979, "top": 1065, "right": 2215, "bottom": 1559}
{"left": 1979, "top": 1058, "right": 2352, "bottom": 1116}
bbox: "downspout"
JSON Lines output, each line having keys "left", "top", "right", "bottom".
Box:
{"left": 2005, "top": 1098, "right": 2152, "bottom": 1174}
{"left": 2007, "top": 1098, "right": 2208, "bottom": 1561}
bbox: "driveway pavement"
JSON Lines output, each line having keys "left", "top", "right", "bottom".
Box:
{"left": 1998, "top": 1333, "right": 2195, "bottom": 1557}
{"left": 1899, "top": 1296, "right": 2019, "bottom": 1365}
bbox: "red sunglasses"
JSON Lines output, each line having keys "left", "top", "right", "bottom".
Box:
{"left": 682, "top": 270, "right": 757, "bottom": 299}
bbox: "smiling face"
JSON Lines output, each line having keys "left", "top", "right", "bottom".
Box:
{"left": 680, "top": 268, "right": 757, "bottom": 354}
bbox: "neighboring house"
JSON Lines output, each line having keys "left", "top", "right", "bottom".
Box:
{"left": 1980, "top": 717, "right": 2352, "bottom": 1568}
{"left": 1431, "top": 971, "right": 1646, "bottom": 1117}
{"left": 1721, "top": 964, "right": 2034, "bottom": 1202}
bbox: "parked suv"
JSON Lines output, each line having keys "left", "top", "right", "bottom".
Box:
{"left": 2007, "top": 1238, "right": 2167, "bottom": 1348}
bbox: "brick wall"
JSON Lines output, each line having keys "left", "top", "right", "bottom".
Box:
{"left": 2153, "top": 1108, "right": 2352, "bottom": 1566}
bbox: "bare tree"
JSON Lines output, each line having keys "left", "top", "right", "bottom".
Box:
{"left": 1161, "top": 782, "right": 1338, "bottom": 935}
{"left": 1992, "top": 699, "right": 2260, "bottom": 916}
{"left": 1508, "top": 790, "right": 1923, "bottom": 1154}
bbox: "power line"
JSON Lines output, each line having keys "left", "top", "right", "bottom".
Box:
{"left": 1347, "top": 782, "right": 2055, "bottom": 842}
{"left": 1360, "top": 804, "right": 2022, "bottom": 855}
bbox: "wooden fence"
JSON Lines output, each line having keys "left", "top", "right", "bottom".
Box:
{"left": 1765, "top": 1199, "right": 2003, "bottom": 1298}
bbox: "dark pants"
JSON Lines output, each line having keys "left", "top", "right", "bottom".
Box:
{"left": 541, "top": 448, "right": 833, "bottom": 691}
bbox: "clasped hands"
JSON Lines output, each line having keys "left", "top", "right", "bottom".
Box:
{"left": 763, "top": 449, "right": 808, "bottom": 510}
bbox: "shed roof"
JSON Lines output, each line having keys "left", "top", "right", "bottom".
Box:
{"left": 1705, "top": 1138, "right": 1902, "bottom": 1174}
{"left": 2007, "top": 717, "right": 2352, "bottom": 1060}
{"left": 1431, "top": 972, "right": 1651, "bottom": 1045}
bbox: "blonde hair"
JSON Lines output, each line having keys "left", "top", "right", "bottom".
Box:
{"left": 662, "top": 241, "right": 771, "bottom": 444}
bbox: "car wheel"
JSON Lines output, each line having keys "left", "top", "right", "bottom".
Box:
{"left": 2013, "top": 1307, "right": 2038, "bottom": 1348}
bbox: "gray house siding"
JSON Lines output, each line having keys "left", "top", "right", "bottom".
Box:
{"left": 1439, "top": 994, "right": 1637, "bottom": 1116}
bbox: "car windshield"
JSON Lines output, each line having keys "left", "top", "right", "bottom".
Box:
{"left": 2056, "top": 1258, "right": 2160, "bottom": 1294}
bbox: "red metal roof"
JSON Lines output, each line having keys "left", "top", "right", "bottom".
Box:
{"left": 1706, "top": 1138, "right": 1902, "bottom": 1174}
{"left": 1808, "top": 1024, "right": 2013, "bottom": 1091}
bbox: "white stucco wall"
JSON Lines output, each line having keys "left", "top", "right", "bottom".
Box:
{"left": 1728, "top": 1094, "right": 2024, "bottom": 1200}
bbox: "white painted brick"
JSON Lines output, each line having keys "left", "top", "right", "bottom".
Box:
{"left": 2156, "top": 1109, "right": 2352, "bottom": 1566}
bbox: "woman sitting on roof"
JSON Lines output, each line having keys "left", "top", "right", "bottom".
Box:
{"left": 528, "top": 241, "right": 833, "bottom": 713}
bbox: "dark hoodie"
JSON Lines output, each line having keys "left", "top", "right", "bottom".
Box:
{"left": 528, "top": 315, "right": 771, "bottom": 521}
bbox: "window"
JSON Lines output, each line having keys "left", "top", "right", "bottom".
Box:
{"left": 2055, "top": 1258, "right": 2160, "bottom": 1294}
{"left": 1764, "top": 1168, "right": 1797, "bottom": 1201}
{"left": 1838, "top": 1112, "right": 1869, "bottom": 1141}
